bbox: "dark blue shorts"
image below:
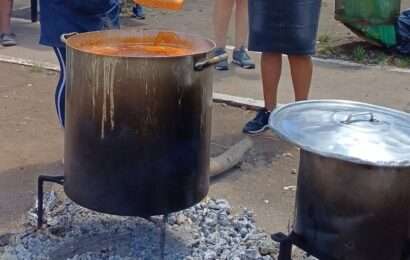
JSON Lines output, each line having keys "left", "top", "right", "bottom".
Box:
{"left": 39, "top": 0, "right": 120, "bottom": 48}
{"left": 248, "top": 0, "right": 321, "bottom": 55}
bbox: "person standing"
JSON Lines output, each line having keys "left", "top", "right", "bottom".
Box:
{"left": 0, "top": 0, "right": 16, "bottom": 46}
{"left": 213, "top": 0, "right": 254, "bottom": 71}
{"left": 38, "top": 0, "right": 120, "bottom": 127}
{"left": 243, "top": 0, "right": 322, "bottom": 134}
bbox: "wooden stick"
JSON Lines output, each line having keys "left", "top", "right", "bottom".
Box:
{"left": 209, "top": 137, "right": 253, "bottom": 178}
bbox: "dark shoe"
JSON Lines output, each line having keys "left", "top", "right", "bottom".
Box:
{"left": 243, "top": 108, "right": 271, "bottom": 135}
{"left": 132, "top": 4, "right": 145, "bottom": 19}
{"left": 213, "top": 48, "right": 229, "bottom": 71}
{"left": 232, "top": 47, "right": 255, "bottom": 69}
{"left": 1, "top": 33, "right": 17, "bottom": 47}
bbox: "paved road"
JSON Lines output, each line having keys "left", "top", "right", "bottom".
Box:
{"left": 0, "top": 62, "right": 298, "bottom": 236}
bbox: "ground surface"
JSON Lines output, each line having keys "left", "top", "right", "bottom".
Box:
{"left": 0, "top": 62, "right": 299, "bottom": 237}
{"left": 2, "top": 53, "right": 410, "bottom": 236}
{"left": 1, "top": 0, "right": 410, "bottom": 255}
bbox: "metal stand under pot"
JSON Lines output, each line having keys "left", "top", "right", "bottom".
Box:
{"left": 268, "top": 100, "right": 410, "bottom": 260}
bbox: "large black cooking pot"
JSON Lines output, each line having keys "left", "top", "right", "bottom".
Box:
{"left": 270, "top": 100, "right": 410, "bottom": 260}
{"left": 62, "top": 29, "right": 226, "bottom": 217}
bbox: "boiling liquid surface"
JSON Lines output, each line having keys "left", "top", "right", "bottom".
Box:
{"left": 84, "top": 43, "right": 191, "bottom": 57}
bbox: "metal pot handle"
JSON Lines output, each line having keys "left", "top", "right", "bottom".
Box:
{"left": 194, "top": 53, "right": 228, "bottom": 71}
{"left": 341, "top": 112, "right": 378, "bottom": 124}
{"left": 60, "top": 32, "right": 79, "bottom": 45}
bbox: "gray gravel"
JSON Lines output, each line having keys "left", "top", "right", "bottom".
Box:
{"left": 0, "top": 189, "right": 280, "bottom": 260}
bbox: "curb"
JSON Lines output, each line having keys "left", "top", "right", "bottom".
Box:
{"left": 0, "top": 55, "right": 59, "bottom": 71}
{"left": 213, "top": 93, "right": 264, "bottom": 110}
{"left": 225, "top": 45, "right": 410, "bottom": 74}
{"left": 312, "top": 56, "right": 410, "bottom": 74}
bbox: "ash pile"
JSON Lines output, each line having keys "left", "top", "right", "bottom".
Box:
{"left": 0, "top": 187, "right": 279, "bottom": 260}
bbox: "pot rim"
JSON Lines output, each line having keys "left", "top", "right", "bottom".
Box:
{"left": 270, "top": 99, "right": 410, "bottom": 168}
{"left": 63, "top": 28, "right": 216, "bottom": 59}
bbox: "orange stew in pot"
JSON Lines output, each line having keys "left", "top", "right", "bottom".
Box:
{"left": 81, "top": 32, "right": 193, "bottom": 57}
{"left": 84, "top": 44, "right": 191, "bottom": 57}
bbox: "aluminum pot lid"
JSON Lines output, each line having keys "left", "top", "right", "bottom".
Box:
{"left": 269, "top": 100, "right": 410, "bottom": 167}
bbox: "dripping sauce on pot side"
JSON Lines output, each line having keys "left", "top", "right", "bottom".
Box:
{"left": 62, "top": 29, "right": 216, "bottom": 217}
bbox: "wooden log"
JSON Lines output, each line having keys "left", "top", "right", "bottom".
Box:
{"left": 209, "top": 137, "right": 253, "bottom": 178}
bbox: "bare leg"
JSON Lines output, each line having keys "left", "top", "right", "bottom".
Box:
{"left": 234, "top": 0, "right": 248, "bottom": 49}
{"left": 213, "top": 0, "right": 235, "bottom": 49}
{"left": 261, "top": 52, "right": 282, "bottom": 111}
{"left": 288, "top": 55, "right": 313, "bottom": 101}
{"left": 0, "top": 0, "right": 13, "bottom": 34}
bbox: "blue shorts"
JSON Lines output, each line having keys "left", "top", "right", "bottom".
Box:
{"left": 248, "top": 0, "right": 321, "bottom": 55}
{"left": 39, "top": 0, "right": 120, "bottom": 48}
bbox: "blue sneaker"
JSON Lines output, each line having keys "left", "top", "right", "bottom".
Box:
{"left": 232, "top": 47, "right": 255, "bottom": 69}
{"left": 213, "top": 48, "right": 229, "bottom": 71}
{"left": 132, "top": 4, "right": 145, "bottom": 19}
{"left": 243, "top": 109, "right": 270, "bottom": 135}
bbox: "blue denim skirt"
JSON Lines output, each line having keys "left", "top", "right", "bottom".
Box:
{"left": 248, "top": 0, "right": 321, "bottom": 55}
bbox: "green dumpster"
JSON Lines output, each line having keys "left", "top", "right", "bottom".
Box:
{"left": 335, "top": 0, "right": 401, "bottom": 47}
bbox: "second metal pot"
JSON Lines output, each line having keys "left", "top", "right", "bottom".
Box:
{"left": 295, "top": 150, "right": 410, "bottom": 260}
{"left": 270, "top": 100, "right": 410, "bottom": 260}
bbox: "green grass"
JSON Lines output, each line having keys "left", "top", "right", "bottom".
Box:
{"left": 318, "top": 34, "right": 331, "bottom": 44}
{"left": 373, "top": 52, "right": 389, "bottom": 65}
{"left": 393, "top": 57, "right": 410, "bottom": 68}
{"left": 352, "top": 46, "right": 367, "bottom": 63}
{"left": 318, "top": 45, "right": 337, "bottom": 56}
{"left": 29, "top": 64, "right": 45, "bottom": 73}
{"left": 317, "top": 34, "right": 336, "bottom": 56}
{"left": 315, "top": 34, "right": 410, "bottom": 69}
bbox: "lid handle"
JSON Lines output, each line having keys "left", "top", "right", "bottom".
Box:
{"left": 341, "top": 112, "right": 378, "bottom": 124}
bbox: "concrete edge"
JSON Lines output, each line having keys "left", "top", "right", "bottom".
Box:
{"left": 0, "top": 55, "right": 59, "bottom": 71}
{"left": 312, "top": 56, "right": 410, "bottom": 73}
{"left": 213, "top": 93, "right": 264, "bottom": 110}
{"left": 225, "top": 45, "right": 410, "bottom": 74}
